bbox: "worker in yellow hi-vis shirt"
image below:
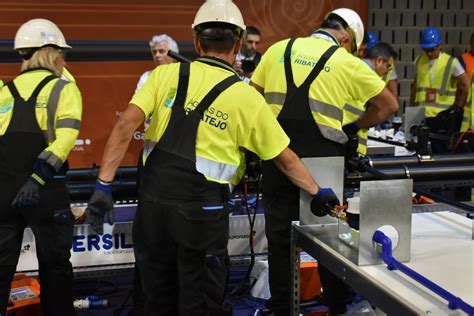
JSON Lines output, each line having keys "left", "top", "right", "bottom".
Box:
{"left": 0, "top": 19, "right": 81, "bottom": 316}
{"left": 251, "top": 8, "right": 398, "bottom": 315}
{"left": 343, "top": 42, "right": 398, "bottom": 155}
{"left": 84, "top": 0, "right": 338, "bottom": 315}
{"left": 410, "top": 26, "right": 469, "bottom": 152}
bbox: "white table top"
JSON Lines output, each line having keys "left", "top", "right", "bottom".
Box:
{"left": 361, "top": 212, "right": 473, "bottom": 315}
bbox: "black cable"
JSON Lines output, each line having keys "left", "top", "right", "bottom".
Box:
{"left": 226, "top": 172, "right": 261, "bottom": 298}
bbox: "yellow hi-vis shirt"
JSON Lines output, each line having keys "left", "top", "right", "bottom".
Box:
{"left": 343, "top": 101, "right": 368, "bottom": 155}
{"left": 62, "top": 67, "right": 76, "bottom": 83}
{"left": 0, "top": 69, "right": 82, "bottom": 170}
{"left": 414, "top": 52, "right": 457, "bottom": 118}
{"left": 130, "top": 58, "right": 290, "bottom": 185}
{"left": 251, "top": 35, "right": 385, "bottom": 145}
{"left": 343, "top": 59, "right": 391, "bottom": 155}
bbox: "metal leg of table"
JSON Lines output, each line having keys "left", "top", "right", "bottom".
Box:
{"left": 291, "top": 226, "right": 301, "bottom": 316}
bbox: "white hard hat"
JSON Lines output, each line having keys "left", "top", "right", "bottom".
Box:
{"left": 192, "top": 0, "right": 245, "bottom": 35}
{"left": 325, "top": 8, "right": 364, "bottom": 54}
{"left": 14, "top": 18, "right": 71, "bottom": 50}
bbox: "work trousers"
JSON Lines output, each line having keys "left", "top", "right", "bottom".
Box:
{"left": 133, "top": 199, "right": 231, "bottom": 316}
{"left": 263, "top": 162, "right": 351, "bottom": 315}
{"left": 0, "top": 175, "right": 74, "bottom": 316}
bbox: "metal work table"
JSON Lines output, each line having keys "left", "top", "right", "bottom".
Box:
{"left": 291, "top": 212, "right": 473, "bottom": 315}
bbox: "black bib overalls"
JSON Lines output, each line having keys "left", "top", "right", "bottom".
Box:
{"left": 132, "top": 61, "right": 239, "bottom": 316}
{"left": 0, "top": 72, "right": 74, "bottom": 316}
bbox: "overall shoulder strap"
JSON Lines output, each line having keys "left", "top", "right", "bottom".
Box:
{"left": 173, "top": 63, "right": 191, "bottom": 109}
{"left": 192, "top": 75, "right": 240, "bottom": 116}
{"left": 27, "top": 75, "right": 58, "bottom": 102}
{"left": 284, "top": 38, "right": 297, "bottom": 91}
{"left": 6, "top": 74, "right": 57, "bottom": 102}
{"left": 301, "top": 45, "right": 339, "bottom": 88}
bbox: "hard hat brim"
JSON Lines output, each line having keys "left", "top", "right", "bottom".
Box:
{"left": 420, "top": 42, "right": 439, "bottom": 49}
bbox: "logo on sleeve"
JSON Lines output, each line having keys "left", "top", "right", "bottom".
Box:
{"left": 0, "top": 100, "right": 13, "bottom": 114}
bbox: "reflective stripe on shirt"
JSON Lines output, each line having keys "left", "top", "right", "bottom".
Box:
{"left": 196, "top": 155, "right": 238, "bottom": 182}
{"left": 440, "top": 56, "right": 454, "bottom": 95}
{"left": 344, "top": 103, "right": 365, "bottom": 117}
{"left": 44, "top": 79, "right": 70, "bottom": 143}
{"left": 38, "top": 150, "right": 63, "bottom": 171}
{"left": 264, "top": 91, "right": 347, "bottom": 143}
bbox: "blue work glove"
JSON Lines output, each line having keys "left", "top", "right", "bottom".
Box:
{"left": 85, "top": 180, "right": 114, "bottom": 235}
{"left": 342, "top": 122, "right": 360, "bottom": 136}
{"left": 310, "top": 188, "right": 340, "bottom": 217}
{"left": 11, "top": 158, "right": 55, "bottom": 208}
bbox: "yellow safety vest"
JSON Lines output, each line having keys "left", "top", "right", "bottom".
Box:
{"left": 414, "top": 52, "right": 457, "bottom": 118}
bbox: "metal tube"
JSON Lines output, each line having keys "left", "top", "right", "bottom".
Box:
{"left": 362, "top": 164, "right": 474, "bottom": 214}
{"left": 367, "top": 153, "right": 474, "bottom": 168}
{"left": 167, "top": 50, "right": 192, "bottom": 63}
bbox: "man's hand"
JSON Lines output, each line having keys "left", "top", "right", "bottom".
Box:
{"left": 310, "top": 188, "right": 340, "bottom": 217}
{"left": 342, "top": 122, "right": 360, "bottom": 136}
{"left": 233, "top": 60, "right": 243, "bottom": 76}
{"left": 11, "top": 158, "right": 54, "bottom": 208}
{"left": 85, "top": 180, "right": 114, "bottom": 235}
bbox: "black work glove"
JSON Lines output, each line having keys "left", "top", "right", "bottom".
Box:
{"left": 434, "top": 105, "right": 464, "bottom": 134}
{"left": 11, "top": 158, "right": 55, "bottom": 208}
{"left": 436, "top": 105, "right": 463, "bottom": 121}
{"left": 310, "top": 188, "right": 340, "bottom": 217}
{"left": 85, "top": 180, "right": 114, "bottom": 235}
{"left": 342, "top": 122, "right": 360, "bottom": 136}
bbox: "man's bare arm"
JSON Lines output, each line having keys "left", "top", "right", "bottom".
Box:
{"left": 453, "top": 72, "right": 470, "bottom": 108}
{"left": 356, "top": 87, "right": 399, "bottom": 129}
{"left": 98, "top": 104, "right": 145, "bottom": 182}
{"left": 273, "top": 147, "right": 319, "bottom": 196}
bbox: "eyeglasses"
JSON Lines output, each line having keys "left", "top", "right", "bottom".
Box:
{"left": 382, "top": 58, "right": 394, "bottom": 71}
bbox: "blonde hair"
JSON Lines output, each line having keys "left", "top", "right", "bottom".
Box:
{"left": 20, "top": 47, "right": 63, "bottom": 76}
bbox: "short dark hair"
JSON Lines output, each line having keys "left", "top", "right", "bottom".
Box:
{"left": 321, "top": 14, "right": 348, "bottom": 31}
{"left": 246, "top": 26, "right": 261, "bottom": 36}
{"left": 366, "top": 42, "right": 398, "bottom": 60}
{"left": 195, "top": 22, "right": 241, "bottom": 53}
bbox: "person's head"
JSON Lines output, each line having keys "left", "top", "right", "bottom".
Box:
{"left": 14, "top": 18, "right": 71, "bottom": 76}
{"left": 241, "top": 26, "right": 260, "bottom": 58}
{"left": 469, "top": 33, "right": 474, "bottom": 55}
{"left": 192, "top": 0, "right": 246, "bottom": 63}
{"left": 149, "top": 34, "right": 179, "bottom": 66}
{"left": 365, "top": 42, "right": 397, "bottom": 76}
{"left": 420, "top": 26, "right": 443, "bottom": 60}
{"left": 322, "top": 8, "right": 364, "bottom": 56}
